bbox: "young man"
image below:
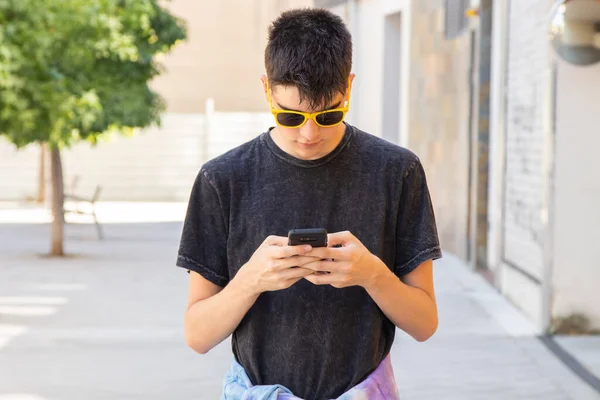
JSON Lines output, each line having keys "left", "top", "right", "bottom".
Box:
{"left": 176, "top": 8, "right": 442, "bottom": 400}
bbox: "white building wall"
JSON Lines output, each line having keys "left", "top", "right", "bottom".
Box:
{"left": 492, "top": 0, "right": 555, "bottom": 331}
{"left": 492, "top": 0, "right": 600, "bottom": 331}
{"left": 553, "top": 61, "right": 600, "bottom": 329}
{"left": 332, "top": 0, "right": 409, "bottom": 144}
{"left": 0, "top": 140, "right": 40, "bottom": 201}
{"left": 487, "top": 0, "right": 509, "bottom": 276}
{"left": 0, "top": 112, "right": 273, "bottom": 202}
{"left": 150, "top": 0, "right": 314, "bottom": 113}
{"left": 339, "top": 0, "right": 471, "bottom": 258}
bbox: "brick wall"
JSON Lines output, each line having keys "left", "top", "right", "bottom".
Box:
{"left": 497, "top": 0, "right": 554, "bottom": 328}
{"left": 407, "top": 0, "right": 472, "bottom": 260}
{"left": 502, "top": 0, "right": 553, "bottom": 282}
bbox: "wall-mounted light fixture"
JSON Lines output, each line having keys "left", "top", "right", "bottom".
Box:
{"left": 549, "top": 0, "right": 600, "bottom": 66}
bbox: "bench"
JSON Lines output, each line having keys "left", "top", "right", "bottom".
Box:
{"left": 64, "top": 176, "right": 103, "bottom": 239}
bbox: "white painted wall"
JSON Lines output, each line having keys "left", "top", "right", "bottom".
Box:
{"left": 312, "top": 0, "right": 412, "bottom": 146}
{"left": 486, "top": 0, "right": 508, "bottom": 276}
{"left": 150, "top": 0, "right": 314, "bottom": 113}
{"left": 0, "top": 140, "right": 40, "bottom": 202}
{"left": 553, "top": 61, "right": 600, "bottom": 329}
{"left": 0, "top": 111, "right": 273, "bottom": 202}
{"left": 382, "top": 11, "right": 403, "bottom": 144}
{"left": 496, "top": 0, "right": 555, "bottom": 332}
{"left": 338, "top": 0, "right": 409, "bottom": 144}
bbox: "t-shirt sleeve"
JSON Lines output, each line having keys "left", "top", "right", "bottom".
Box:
{"left": 176, "top": 169, "right": 229, "bottom": 287}
{"left": 394, "top": 158, "right": 443, "bottom": 277}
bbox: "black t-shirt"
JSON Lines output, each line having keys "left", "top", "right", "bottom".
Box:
{"left": 176, "top": 124, "right": 442, "bottom": 399}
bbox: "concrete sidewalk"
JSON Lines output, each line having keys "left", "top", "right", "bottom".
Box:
{"left": 0, "top": 203, "right": 598, "bottom": 400}
{"left": 393, "top": 253, "right": 599, "bottom": 400}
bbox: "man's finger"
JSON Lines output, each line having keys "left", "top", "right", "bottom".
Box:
{"left": 327, "top": 230, "right": 355, "bottom": 247}
{"left": 280, "top": 255, "right": 321, "bottom": 268}
{"left": 275, "top": 245, "right": 312, "bottom": 259}
{"left": 302, "top": 260, "right": 343, "bottom": 273}
{"left": 304, "top": 273, "right": 326, "bottom": 285}
{"left": 264, "top": 235, "right": 288, "bottom": 247}
{"left": 306, "top": 246, "right": 345, "bottom": 260}
{"left": 304, "top": 272, "right": 342, "bottom": 286}
{"left": 278, "top": 266, "right": 314, "bottom": 280}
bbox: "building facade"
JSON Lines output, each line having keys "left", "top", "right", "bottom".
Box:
{"left": 487, "top": 0, "right": 600, "bottom": 333}
{"left": 321, "top": 0, "right": 473, "bottom": 265}
{"left": 151, "top": 0, "right": 313, "bottom": 113}
{"left": 320, "top": 0, "right": 600, "bottom": 332}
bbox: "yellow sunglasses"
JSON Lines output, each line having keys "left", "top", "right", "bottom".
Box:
{"left": 266, "top": 79, "right": 351, "bottom": 128}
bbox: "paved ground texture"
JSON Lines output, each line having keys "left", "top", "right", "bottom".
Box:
{"left": 0, "top": 203, "right": 598, "bottom": 400}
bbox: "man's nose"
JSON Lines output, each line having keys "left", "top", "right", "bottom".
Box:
{"left": 299, "top": 119, "right": 320, "bottom": 142}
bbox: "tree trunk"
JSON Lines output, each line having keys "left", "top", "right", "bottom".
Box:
{"left": 37, "top": 143, "right": 46, "bottom": 203}
{"left": 50, "top": 147, "right": 65, "bottom": 256}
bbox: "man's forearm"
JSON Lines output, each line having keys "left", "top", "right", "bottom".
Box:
{"left": 184, "top": 277, "right": 259, "bottom": 354}
{"left": 365, "top": 261, "right": 438, "bottom": 342}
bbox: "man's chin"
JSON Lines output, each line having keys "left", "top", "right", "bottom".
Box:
{"left": 294, "top": 144, "right": 324, "bottom": 160}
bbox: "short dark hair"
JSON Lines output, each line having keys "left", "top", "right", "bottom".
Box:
{"left": 265, "top": 8, "right": 353, "bottom": 110}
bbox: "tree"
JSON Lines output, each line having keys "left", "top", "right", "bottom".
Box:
{"left": 0, "top": 0, "right": 186, "bottom": 255}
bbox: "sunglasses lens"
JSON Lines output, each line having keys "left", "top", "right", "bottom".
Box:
{"left": 277, "top": 113, "right": 306, "bottom": 127}
{"left": 316, "top": 111, "right": 344, "bottom": 126}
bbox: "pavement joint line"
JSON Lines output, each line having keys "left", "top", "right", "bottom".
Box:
{"left": 539, "top": 335, "right": 600, "bottom": 395}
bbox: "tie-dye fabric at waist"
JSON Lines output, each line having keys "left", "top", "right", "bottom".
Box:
{"left": 220, "top": 353, "right": 400, "bottom": 400}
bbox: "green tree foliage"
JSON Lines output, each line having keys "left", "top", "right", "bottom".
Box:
{"left": 0, "top": 0, "right": 186, "bottom": 255}
{"left": 0, "top": 0, "right": 186, "bottom": 147}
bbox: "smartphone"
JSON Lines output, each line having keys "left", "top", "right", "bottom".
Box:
{"left": 288, "top": 228, "right": 328, "bottom": 247}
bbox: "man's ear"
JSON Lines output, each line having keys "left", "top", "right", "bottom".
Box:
{"left": 260, "top": 74, "right": 269, "bottom": 101}
{"left": 348, "top": 73, "right": 356, "bottom": 94}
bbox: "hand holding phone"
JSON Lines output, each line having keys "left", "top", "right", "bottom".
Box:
{"left": 234, "top": 235, "right": 318, "bottom": 295}
{"left": 288, "top": 228, "right": 333, "bottom": 275}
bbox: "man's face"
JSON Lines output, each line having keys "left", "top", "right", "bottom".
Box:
{"left": 262, "top": 75, "right": 353, "bottom": 161}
